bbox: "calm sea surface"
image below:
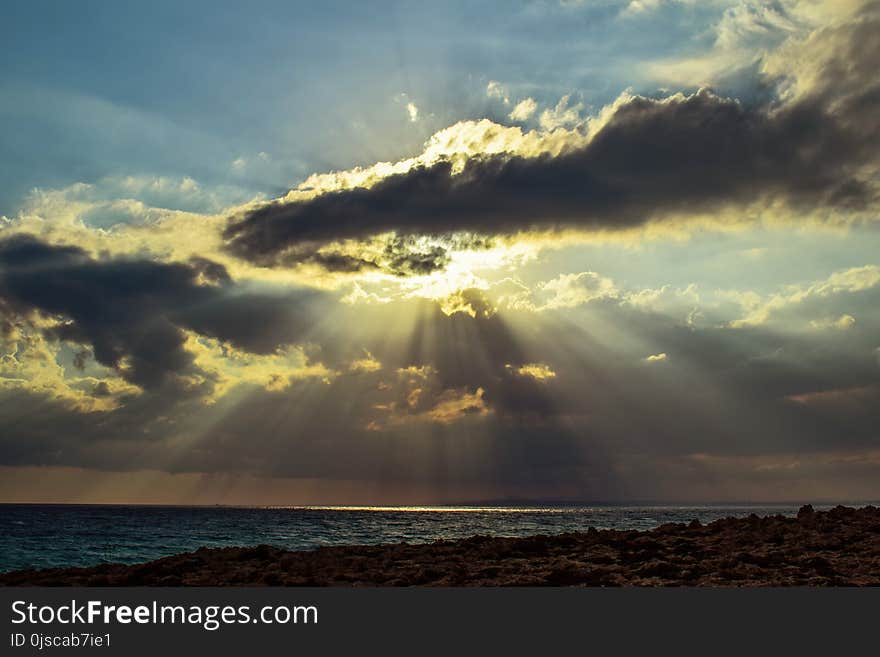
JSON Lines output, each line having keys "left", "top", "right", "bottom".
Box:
{"left": 0, "top": 503, "right": 825, "bottom": 573}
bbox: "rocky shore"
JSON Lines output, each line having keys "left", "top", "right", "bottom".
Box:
{"left": 3, "top": 505, "right": 879, "bottom": 586}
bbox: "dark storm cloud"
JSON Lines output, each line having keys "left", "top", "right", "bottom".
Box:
{"left": 0, "top": 234, "right": 319, "bottom": 389}
{"left": 303, "top": 251, "right": 379, "bottom": 274}
{"left": 2, "top": 282, "right": 879, "bottom": 502}
{"left": 303, "top": 236, "right": 452, "bottom": 276}
{"left": 383, "top": 236, "right": 451, "bottom": 277}
{"left": 223, "top": 4, "right": 880, "bottom": 266}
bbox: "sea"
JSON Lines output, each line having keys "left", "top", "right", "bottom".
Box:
{"left": 0, "top": 503, "right": 827, "bottom": 573}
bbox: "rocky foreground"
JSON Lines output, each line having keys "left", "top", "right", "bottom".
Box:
{"left": 3, "top": 505, "right": 879, "bottom": 586}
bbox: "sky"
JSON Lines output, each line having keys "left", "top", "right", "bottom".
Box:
{"left": 1, "top": 0, "right": 879, "bottom": 504}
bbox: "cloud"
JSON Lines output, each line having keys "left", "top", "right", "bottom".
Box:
{"left": 507, "top": 363, "right": 557, "bottom": 380}
{"left": 486, "top": 80, "right": 510, "bottom": 104}
{"left": 439, "top": 288, "right": 496, "bottom": 318}
{"left": 713, "top": 0, "right": 804, "bottom": 52}
{"left": 3, "top": 262, "right": 880, "bottom": 500}
{"left": 620, "top": 0, "right": 663, "bottom": 18}
{"left": 810, "top": 314, "right": 856, "bottom": 331}
{"left": 16, "top": 175, "right": 253, "bottom": 224}
{"left": 424, "top": 387, "right": 489, "bottom": 424}
{"left": 644, "top": 0, "right": 863, "bottom": 88}
{"left": 537, "top": 272, "right": 618, "bottom": 310}
{"left": 382, "top": 235, "right": 450, "bottom": 276}
{"left": 272, "top": 233, "right": 497, "bottom": 280}
{"left": 223, "top": 4, "right": 880, "bottom": 266}
{"left": 624, "top": 283, "right": 703, "bottom": 325}
{"left": 186, "top": 333, "right": 333, "bottom": 400}
{"left": 3, "top": 1, "right": 880, "bottom": 503}
{"left": 508, "top": 98, "right": 538, "bottom": 121}
{"left": 537, "top": 94, "right": 585, "bottom": 131}
{"left": 492, "top": 272, "right": 618, "bottom": 312}
{"left": 406, "top": 102, "right": 419, "bottom": 123}
{"left": 366, "top": 364, "right": 492, "bottom": 429}
{"left": 0, "top": 234, "right": 321, "bottom": 391}
{"left": 729, "top": 265, "right": 880, "bottom": 327}
{"left": 349, "top": 350, "right": 383, "bottom": 373}
{"left": 786, "top": 384, "right": 878, "bottom": 408}
{"left": 0, "top": 315, "right": 140, "bottom": 413}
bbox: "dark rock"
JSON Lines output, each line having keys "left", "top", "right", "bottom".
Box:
{"left": 797, "top": 504, "right": 815, "bottom": 519}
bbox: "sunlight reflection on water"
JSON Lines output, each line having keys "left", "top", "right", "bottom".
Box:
{"left": 0, "top": 503, "right": 826, "bottom": 572}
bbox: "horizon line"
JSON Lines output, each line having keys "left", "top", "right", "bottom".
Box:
{"left": 2, "top": 500, "right": 878, "bottom": 509}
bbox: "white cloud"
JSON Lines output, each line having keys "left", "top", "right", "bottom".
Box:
{"left": 620, "top": 0, "right": 663, "bottom": 18}
{"left": 486, "top": 80, "right": 510, "bottom": 104}
{"left": 645, "top": 0, "right": 864, "bottom": 87}
{"left": 539, "top": 95, "right": 584, "bottom": 130}
{"left": 809, "top": 314, "right": 856, "bottom": 331}
{"left": 713, "top": 0, "right": 803, "bottom": 51}
{"left": 625, "top": 283, "right": 702, "bottom": 325}
{"left": 406, "top": 102, "right": 419, "bottom": 122}
{"left": 729, "top": 265, "right": 880, "bottom": 328}
{"left": 508, "top": 98, "right": 538, "bottom": 121}
{"left": 536, "top": 271, "right": 618, "bottom": 310}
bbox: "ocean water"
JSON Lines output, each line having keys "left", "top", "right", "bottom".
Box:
{"left": 0, "top": 503, "right": 818, "bottom": 573}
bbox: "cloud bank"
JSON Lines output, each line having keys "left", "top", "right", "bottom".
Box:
{"left": 0, "top": 235, "right": 319, "bottom": 390}
{"left": 224, "top": 3, "right": 880, "bottom": 269}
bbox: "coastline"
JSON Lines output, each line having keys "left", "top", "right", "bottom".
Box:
{"left": 2, "top": 505, "right": 878, "bottom": 586}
